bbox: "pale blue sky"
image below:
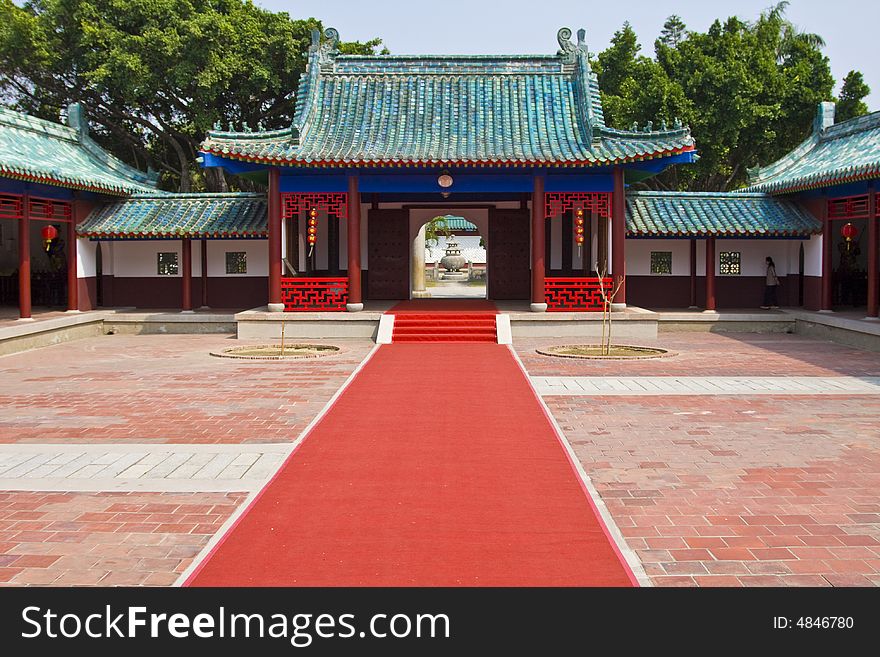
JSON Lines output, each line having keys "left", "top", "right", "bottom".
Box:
{"left": 259, "top": 0, "right": 879, "bottom": 110}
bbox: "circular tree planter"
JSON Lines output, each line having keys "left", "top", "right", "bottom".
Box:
{"left": 211, "top": 344, "right": 341, "bottom": 360}
{"left": 537, "top": 344, "right": 672, "bottom": 360}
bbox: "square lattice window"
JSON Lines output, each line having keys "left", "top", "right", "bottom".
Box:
{"left": 157, "top": 252, "right": 179, "bottom": 276}
{"left": 226, "top": 251, "right": 247, "bottom": 274}
{"left": 719, "top": 251, "right": 741, "bottom": 275}
{"left": 650, "top": 251, "right": 672, "bottom": 275}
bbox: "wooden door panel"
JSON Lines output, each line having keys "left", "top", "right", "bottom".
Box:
{"left": 367, "top": 208, "right": 409, "bottom": 300}
{"left": 488, "top": 208, "right": 531, "bottom": 300}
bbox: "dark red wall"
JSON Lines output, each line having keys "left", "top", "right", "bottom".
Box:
{"left": 100, "top": 276, "right": 267, "bottom": 310}
{"left": 627, "top": 275, "right": 801, "bottom": 309}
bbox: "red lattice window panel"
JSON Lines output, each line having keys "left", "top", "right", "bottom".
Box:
{"left": 282, "top": 193, "right": 347, "bottom": 220}
{"left": 29, "top": 198, "right": 72, "bottom": 223}
{"left": 545, "top": 193, "right": 611, "bottom": 219}
{"left": 827, "top": 195, "right": 869, "bottom": 220}
{"left": 281, "top": 277, "right": 348, "bottom": 312}
{"left": 0, "top": 194, "right": 24, "bottom": 220}
{"left": 545, "top": 277, "right": 611, "bottom": 312}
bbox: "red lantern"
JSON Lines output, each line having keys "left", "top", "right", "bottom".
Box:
{"left": 574, "top": 208, "right": 585, "bottom": 248}
{"left": 841, "top": 222, "right": 858, "bottom": 241}
{"left": 41, "top": 224, "right": 59, "bottom": 252}
{"left": 307, "top": 208, "right": 318, "bottom": 254}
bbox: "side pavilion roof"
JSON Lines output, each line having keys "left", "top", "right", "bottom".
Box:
{"left": 0, "top": 104, "right": 159, "bottom": 196}
{"left": 744, "top": 104, "right": 880, "bottom": 194}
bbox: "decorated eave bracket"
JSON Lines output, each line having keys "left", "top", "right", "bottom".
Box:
{"left": 281, "top": 192, "right": 348, "bottom": 257}
{"left": 545, "top": 192, "right": 611, "bottom": 255}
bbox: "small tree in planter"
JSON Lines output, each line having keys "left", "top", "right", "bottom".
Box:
{"left": 595, "top": 266, "right": 625, "bottom": 356}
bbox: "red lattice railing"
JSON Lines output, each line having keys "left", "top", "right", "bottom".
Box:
{"left": 281, "top": 277, "right": 348, "bottom": 312}
{"left": 0, "top": 194, "right": 73, "bottom": 222}
{"left": 0, "top": 194, "right": 24, "bottom": 220}
{"left": 29, "top": 198, "right": 72, "bottom": 223}
{"left": 827, "top": 194, "right": 870, "bottom": 220}
{"left": 545, "top": 192, "right": 611, "bottom": 219}
{"left": 545, "top": 277, "right": 611, "bottom": 312}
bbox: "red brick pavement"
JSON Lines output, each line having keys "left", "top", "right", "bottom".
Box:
{"left": 517, "top": 332, "right": 880, "bottom": 377}
{"left": 0, "top": 491, "right": 246, "bottom": 586}
{"left": 0, "top": 335, "right": 374, "bottom": 444}
{"left": 544, "top": 393, "right": 880, "bottom": 587}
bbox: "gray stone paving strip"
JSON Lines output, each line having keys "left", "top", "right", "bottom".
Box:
{"left": 0, "top": 443, "right": 294, "bottom": 492}
{"left": 531, "top": 376, "right": 880, "bottom": 396}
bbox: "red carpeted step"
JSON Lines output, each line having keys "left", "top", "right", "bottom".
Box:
{"left": 394, "top": 333, "right": 497, "bottom": 342}
{"left": 391, "top": 311, "right": 497, "bottom": 343}
{"left": 186, "top": 343, "right": 635, "bottom": 586}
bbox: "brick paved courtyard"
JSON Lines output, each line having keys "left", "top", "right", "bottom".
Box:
{"left": 0, "top": 330, "right": 878, "bottom": 586}
{"left": 517, "top": 332, "right": 880, "bottom": 587}
{"left": 0, "top": 334, "right": 374, "bottom": 444}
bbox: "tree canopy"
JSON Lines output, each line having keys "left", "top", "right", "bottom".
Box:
{"left": 0, "top": 1, "right": 872, "bottom": 193}
{"left": 836, "top": 71, "right": 871, "bottom": 122}
{"left": 0, "top": 0, "right": 385, "bottom": 191}
{"left": 596, "top": 2, "right": 866, "bottom": 191}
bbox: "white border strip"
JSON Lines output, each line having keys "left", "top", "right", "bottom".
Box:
{"left": 376, "top": 314, "right": 395, "bottom": 344}
{"left": 495, "top": 314, "right": 512, "bottom": 344}
{"left": 506, "top": 345, "right": 652, "bottom": 587}
{"left": 174, "top": 343, "right": 383, "bottom": 587}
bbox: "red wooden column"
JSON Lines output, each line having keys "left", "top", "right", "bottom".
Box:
{"left": 200, "top": 238, "right": 209, "bottom": 308}
{"left": 18, "top": 194, "right": 32, "bottom": 320}
{"left": 821, "top": 199, "right": 833, "bottom": 311}
{"left": 530, "top": 174, "right": 546, "bottom": 312}
{"left": 66, "top": 199, "right": 79, "bottom": 312}
{"left": 867, "top": 184, "right": 878, "bottom": 318}
{"left": 267, "top": 168, "right": 283, "bottom": 312}
{"left": 705, "top": 237, "right": 717, "bottom": 311}
{"left": 611, "top": 166, "right": 626, "bottom": 306}
{"left": 689, "top": 238, "right": 698, "bottom": 308}
{"left": 181, "top": 238, "right": 193, "bottom": 312}
{"left": 346, "top": 173, "right": 363, "bottom": 312}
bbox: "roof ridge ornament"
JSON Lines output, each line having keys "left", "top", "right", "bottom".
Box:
{"left": 557, "top": 28, "right": 577, "bottom": 64}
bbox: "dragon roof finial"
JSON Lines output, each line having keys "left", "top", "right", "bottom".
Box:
{"left": 557, "top": 28, "right": 577, "bottom": 64}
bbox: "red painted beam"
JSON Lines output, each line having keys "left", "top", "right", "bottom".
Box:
{"left": 18, "top": 194, "right": 31, "bottom": 319}
{"left": 705, "top": 237, "right": 716, "bottom": 311}
{"left": 268, "top": 168, "right": 282, "bottom": 309}
{"left": 530, "top": 174, "right": 546, "bottom": 310}
{"left": 611, "top": 167, "right": 626, "bottom": 304}
{"left": 868, "top": 184, "right": 878, "bottom": 318}
{"left": 67, "top": 199, "right": 79, "bottom": 311}
{"left": 181, "top": 238, "right": 192, "bottom": 312}
{"left": 346, "top": 174, "right": 362, "bottom": 310}
{"left": 821, "top": 200, "right": 833, "bottom": 311}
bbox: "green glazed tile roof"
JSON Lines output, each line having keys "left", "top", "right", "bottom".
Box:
{"left": 78, "top": 193, "right": 267, "bottom": 239}
{"left": 744, "top": 108, "right": 880, "bottom": 194}
{"left": 201, "top": 28, "right": 695, "bottom": 168}
{"left": 626, "top": 191, "right": 821, "bottom": 237}
{"left": 0, "top": 104, "right": 159, "bottom": 195}
{"left": 438, "top": 216, "right": 478, "bottom": 231}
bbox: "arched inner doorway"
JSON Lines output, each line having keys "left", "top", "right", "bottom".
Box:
{"left": 412, "top": 215, "right": 487, "bottom": 299}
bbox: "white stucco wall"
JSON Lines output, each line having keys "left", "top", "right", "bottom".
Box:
{"left": 111, "top": 240, "right": 271, "bottom": 278}
{"left": 803, "top": 235, "right": 822, "bottom": 276}
{"left": 76, "top": 238, "right": 96, "bottom": 278}
{"left": 625, "top": 239, "right": 693, "bottom": 276}
{"left": 206, "top": 239, "right": 267, "bottom": 277}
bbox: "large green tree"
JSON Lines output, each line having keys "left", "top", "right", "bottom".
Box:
{"left": 836, "top": 70, "right": 870, "bottom": 122}
{"left": 598, "top": 3, "right": 846, "bottom": 191}
{"left": 0, "top": 0, "right": 384, "bottom": 191}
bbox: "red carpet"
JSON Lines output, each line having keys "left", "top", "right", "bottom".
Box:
{"left": 186, "top": 343, "right": 635, "bottom": 587}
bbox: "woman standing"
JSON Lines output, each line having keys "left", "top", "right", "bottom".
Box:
{"left": 761, "top": 257, "right": 780, "bottom": 309}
